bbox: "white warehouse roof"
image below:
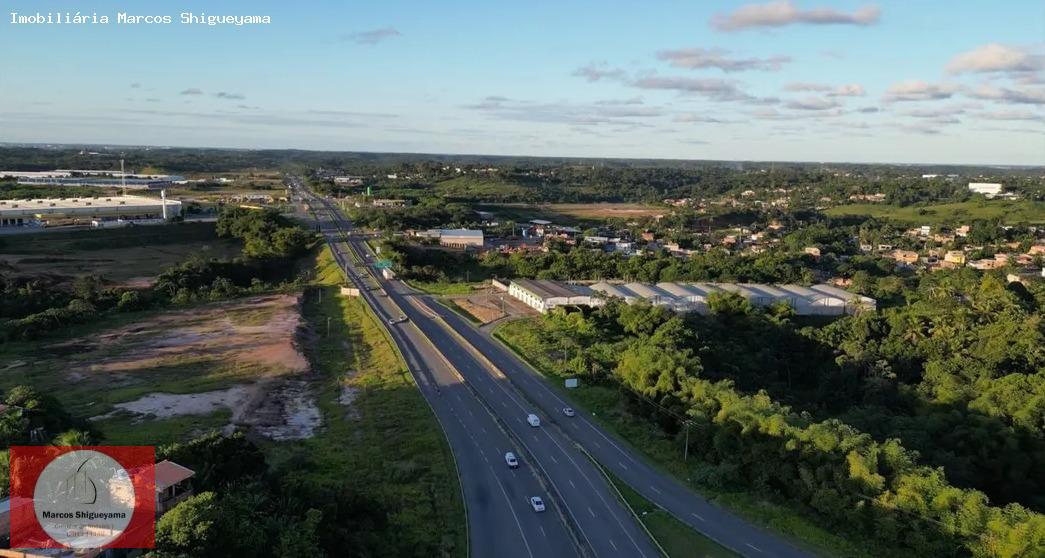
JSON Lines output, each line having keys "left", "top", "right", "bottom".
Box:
{"left": 590, "top": 281, "right": 875, "bottom": 316}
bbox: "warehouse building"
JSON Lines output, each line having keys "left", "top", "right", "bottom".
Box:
{"left": 0, "top": 195, "right": 182, "bottom": 228}
{"left": 1, "top": 170, "right": 184, "bottom": 190}
{"left": 589, "top": 281, "right": 875, "bottom": 315}
{"left": 437, "top": 229, "right": 484, "bottom": 248}
{"left": 508, "top": 279, "right": 604, "bottom": 313}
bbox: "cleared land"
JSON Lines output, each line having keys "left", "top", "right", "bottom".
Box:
{"left": 824, "top": 200, "right": 1045, "bottom": 224}
{"left": 0, "top": 294, "right": 315, "bottom": 446}
{"left": 482, "top": 202, "right": 667, "bottom": 225}
{"left": 0, "top": 223, "right": 239, "bottom": 285}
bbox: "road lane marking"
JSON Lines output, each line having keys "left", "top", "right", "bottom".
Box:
{"left": 588, "top": 507, "right": 596, "bottom": 518}
{"left": 746, "top": 543, "right": 763, "bottom": 553}
{"left": 691, "top": 512, "right": 705, "bottom": 521}
{"left": 539, "top": 526, "right": 546, "bottom": 538}
{"left": 619, "top": 461, "right": 628, "bottom": 471}
{"left": 650, "top": 486, "right": 662, "bottom": 495}
{"left": 568, "top": 479, "right": 575, "bottom": 489}
{"left": 608, "top": 539, "right": 618, "bottom": 552}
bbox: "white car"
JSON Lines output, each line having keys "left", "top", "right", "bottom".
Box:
{"left": 562, "top": 407, "right": 576, "bottom": 417}
{"left": 505, "top": 452, "right": 519, "bottom": 468}
{"left": 526, "top": 414, "right": 541, "bottom": 427}
{"left": 529, "top": 496, "right": 546, "bottom": 512}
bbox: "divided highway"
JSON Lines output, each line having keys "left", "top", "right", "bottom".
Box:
{"left": 300, "top": 180, "right": 814, "bottom": 558}
{"left": 299, "top": 185, "right": 580, "bottom": 558}
{"left": 418, "top": 298, "right": 814, "bottom": 558}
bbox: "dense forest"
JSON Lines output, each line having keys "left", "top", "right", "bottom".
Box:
{"left": 499, "top": 270, "right": 1045, "bottom": 556}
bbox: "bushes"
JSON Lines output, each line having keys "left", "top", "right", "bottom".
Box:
{"left": 514, "top": 303, "right": 1045, "bottom": 557}
{"left": 216, "top": 207, "right": 313, "bottom": 259}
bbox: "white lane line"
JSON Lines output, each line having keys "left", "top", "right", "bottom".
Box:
{"left": 746, "top": 543, "right": 763, "bottom": 553}
{"left": 608, "top": 539, "right": 618, "bottom": 552}
{"left": 568, "top": 479, "right": 576, "bottom": 489}
{"left": 492, "top": 476, "right": 536, "bottom": 558}
{"left": 691, "top": 512, "right": 705, "bottom": 522}
{"left": 588, "top": 507, "right": 596, "bottom": 518}
{"left": 619, "top": 461, "right": 628, "bottom": 471}
{"left": 539, "top": 526, "right": 546, "bottom": 538}
{"left": 650, "top": 486, "right": 662, "bottom": 495}
{"left": 591, "top": 441, "right": 601, "bottom": 448}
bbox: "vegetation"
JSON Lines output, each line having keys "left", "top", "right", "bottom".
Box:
{"left": 824, "top": 200, "right": 1045, "bottom": 225}
{"left": 605, "top": 470, "right": 739, "bottom": 558}
{"left": 494, "top": 274, "right": 1045, "bottom": 557}
{"left": 261, "top": 246, "right": 466, "bottom": 558}
{"left": 0, "top": 209, "right": 313, "bottom": 341}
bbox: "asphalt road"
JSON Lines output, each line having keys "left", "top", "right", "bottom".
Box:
{"left": 299, "top": 187, "right": 579, "bottom": 558}
{"left": 300, "top": 181, "right": 805, "bottom": 558}
{"left": 411, "top": 293, "right": 816, "bottom": 558}
{"left": 300, "top": 184, "right": 662, "bottom": 558}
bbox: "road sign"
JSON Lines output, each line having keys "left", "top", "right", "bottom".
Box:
{"left": 374, "top": 259, "right": 394, "bottom": 270}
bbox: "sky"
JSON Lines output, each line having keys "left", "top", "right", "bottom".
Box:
{"left": 1, "top": 0, "right": 1043, "bottom": 165}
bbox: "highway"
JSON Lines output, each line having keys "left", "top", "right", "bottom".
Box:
{"left": 415, "top": 297, "right": 814, "bottom": 558}
{"left": 299, "top": 186, "right": 580, "bottom": 558}
{"left": 298, "top": 183, "right": 662, "bottom": 558}
{"left": 300, "top": 180, "right": 812, "bottom": 558}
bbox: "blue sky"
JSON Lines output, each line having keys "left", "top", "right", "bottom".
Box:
{"left": 1, "top": 1, "right": 1043, "bottom": 164}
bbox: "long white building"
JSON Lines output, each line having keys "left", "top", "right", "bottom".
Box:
{"left": 590, "top": 281, "right": 875, "bottom": 315}
{"left": 0, "top": 195, "right": 182, "bottom": 228}
{"left": 508, "top": 279, "right": 604, "bottom": 313}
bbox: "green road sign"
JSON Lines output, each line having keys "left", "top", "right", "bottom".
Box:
{"left": 374, "top": 259, "right": 393, "bottom": 270}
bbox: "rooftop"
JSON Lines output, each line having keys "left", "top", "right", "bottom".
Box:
{"left": 0, "top": 195, "right": 178, "bottom": 210}
{"left": 513, "top": 278, "right": 593, "bottom": 299}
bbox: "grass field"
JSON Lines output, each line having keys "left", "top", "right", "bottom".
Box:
{"left": 0, "top": 222, "right": 239, "bottom": 284}
{"left": 405, "top": 280, "right": 486, "bottom": 295}
{"left": 823, "top": 200, "right": 1045, "bottom": 224}
{"left": 495, "top": 318, "right": 898, "bottom": 558}
{"left": 264, "top": 246, "right": 467, "bottom": 558}
{"left": 605, "top": 470, "right": 738, "bottom": 558}
{"left": 480, "top": 202, "right": 668, "bottom": 226}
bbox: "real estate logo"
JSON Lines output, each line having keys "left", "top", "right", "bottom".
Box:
{"left": 10, "top": 446, "right": 155, "bottom": 549}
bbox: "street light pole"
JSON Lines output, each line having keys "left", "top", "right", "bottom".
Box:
{"left": 683, "top": 421, "right": 690, "bottom": 462}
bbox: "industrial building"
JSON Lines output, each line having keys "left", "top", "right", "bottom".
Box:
{"left": 590, "top": 281, "right": 875, "bottom": 315}
{"left": 0, "top": 195, "right": 182, "bottom": 228}
{"left": 436, "top": 229, "right": 484, "bottom": 248}
{"left": 968, "top": 182, "right": 1003, "bottom": 198}
{"left": 508, "top": 279, "right": 604, "bottom": 313}
{"left": 0, "top": 169, "right": 184, "bottom": 190}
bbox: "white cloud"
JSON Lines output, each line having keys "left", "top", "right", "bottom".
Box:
{"left": 971, "top": 109, "right": 1045, "bottom": 122}
{"left": 784, "top": 96, "right": 841, "bottom": 110}
{"left": 341, "top": 27, "right": 400, "bottom": 45}
{"left": 883, "top": 80, "right": 958, "bottom": 102}
{"left": 179, "top": 88, "right": 204, "bottom": 96}
{"left": 946, "top": 44, "right": 1044, "bottom": 74}
{"left": 966, "top": 84, "right": 1045, "bottom": 105}
{"left": 711, "top": 1, "right": 880, "bottom": 31}
{"left": 572, "top": 62, "right": 627, "bottom": 82}
{"left": 785, "top": 82, "right": 864, "bottom": 97}
{"left": 656, "top": 48, "right": 791, "bottom": 72}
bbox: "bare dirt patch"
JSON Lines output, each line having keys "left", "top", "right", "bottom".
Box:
{"left": 59, "top": 294, "right": 324, "bottom": 441}
{"left": 542, "top": 203, "right": 667, "bottom": 220}
{"left": 55, "top": 294, "right": 309, "bottom": 378}
{"left": 449, "top": 293, "right": 537, "bottom": 324}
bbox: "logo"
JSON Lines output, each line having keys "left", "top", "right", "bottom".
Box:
{"left": 10, "top": 446, "right": 155, "bottom": 549}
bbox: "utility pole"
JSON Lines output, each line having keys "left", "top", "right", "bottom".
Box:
{"left": 326, "top": 317, "right": 332, "bottom": 338}
{"left": 683, "top": 421, "right": 691, "bottom": 461}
